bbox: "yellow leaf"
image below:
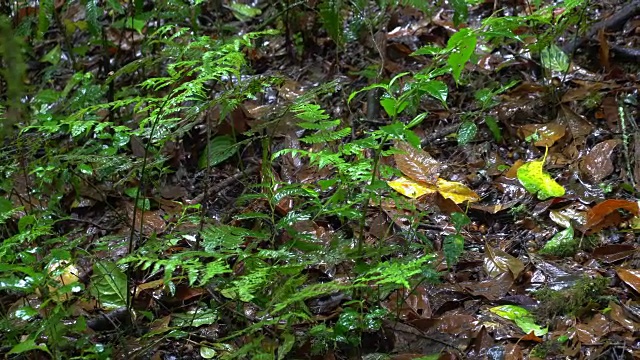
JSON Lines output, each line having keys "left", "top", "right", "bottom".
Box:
{"left": 436, "top": 178, "right": 480, "bottom": 204}
{"left": 387, "top": 176, "right": 437, "bottom": 199}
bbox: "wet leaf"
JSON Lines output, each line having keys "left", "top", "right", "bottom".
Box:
{"left": 387, "top": 176, "right": 436, "bottom": 199}
{"left": 585, "top": 199, "right": 639, "bottom": 230}
{"left": 458, "top": 120, "right": 477, "bottom": 145}
{"left": 518, "top": 123, "right": 566, "bottom": 147}
{"left": 539, "top": 226, "right": 576, "bottom": 256}
{"left": 517, "top": 159, "right": 565, "bottom": 200}
{"left": 436, "top": 178, "right": 480, "bottom": 204}
{"left": 419, "top": 80, "right": 448, "bottom": 106}
{"left": 580, "top": 139, "right": 621, "bottom": 183}
{"left": 90, "top": 261, "right": 127, "bottom": 309}
{"left": 447, "top": 29, "right": 476, "bottom": 84}
{"left": 489, "top": 305, "right": 548, "bottom": 336}
{"left": 394, "top": 141, "right": 441, "bottom": 184}
{"left": 7, "top": 336, "right": 51, "bottom": 356}
{"left": 444, "top": 234, "right": 464, "bottom": 267}
{"left": 541, "top": 44, "right": 569, "bottom": 73}
{"left": 484, "top": 243, "right": 524, "bottom": 279}
{"left": 616, "top": 268, "right": 640, "bottom": 294}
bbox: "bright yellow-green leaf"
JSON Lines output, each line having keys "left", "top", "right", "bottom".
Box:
{"left": 436, "top": 178, "right": 480, "bottom": 203}
{"left": 517, "top": 159, "right": 565, "bottom": 200}
{"left": 489, "top": 305, "right": 548, "bottom": 336}
{"left": 387, "top": 177, "right": 436, "bottom": 199}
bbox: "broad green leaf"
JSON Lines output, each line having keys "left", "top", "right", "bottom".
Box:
{"left": 517, "top": 159, "right": 565, "bottom": 200}
{"left": 172, "top": 308, "right": 218, "bottom": 327}
{"left": 7, "top": 336, "right": 51, "bottom": 356}
{"left": 490, "top": 305, "right": 548, "bottom": 336}
{"left": 541, "top": 44, "right": 570, "bottom": 73}
{"left": 458, "top": 120, "right": 477, "bottom": 145}
{"left": 229, "top": 2, "right": 261, "bottom": 21}
{"left": 199, "top": 135, "right": 237, "bottom": 169}
{"left": 447, "top": 29, "right": 477, "bottom": 84}
{"left": 419, "top": 80, "right": 448, "bottom": 106}
{"left": 90, "top": 261, "right": 127, "bottom": 309}
{"left": 540, "top": 226, "right": 576, "bottom": 256}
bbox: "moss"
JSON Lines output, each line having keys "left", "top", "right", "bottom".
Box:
{"left": 533, "top": 276, "right": 609, "bottom": 321}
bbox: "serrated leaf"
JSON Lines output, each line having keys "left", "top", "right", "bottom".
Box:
{"left": 541, "top": 44, "right": 570, "bottom": 73}
{"left": 394, "top": 141, "right": 441, "bottom": 184}
{"left": 457, "top": 120, "right": 477, "bottom": 145}
{"left": 489, "top": 305, "right": 548, "bottom": 336}
{"left": 517, "top": 159, "right": 565, "bottom": 200}
{"left": 199, "top": 135, "right": 237, "bottom": 169}
{"left": 387, "top": 176, "right": 436, "bottom": 199}
{"left": 90, "top": 261, "right": 127, "bottom": 309}
{"left": 436, "top": 178, "right": 480, "bottom": 203}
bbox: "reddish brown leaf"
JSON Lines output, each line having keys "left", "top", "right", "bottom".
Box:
{"left": 579, "top": 139, "right": 621, "bottom": 183}
{"left": 585, "top": 199, "right": 639, "bottom": 230}
{"left": 394, "top": 141, "right": 441, "bottom": 184}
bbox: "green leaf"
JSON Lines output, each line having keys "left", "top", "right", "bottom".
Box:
{"left": 485, "top": 115, "right": 502, "bottom": 142}
{"left": 419, "top": 80, "right": 448, "bottom": 106}
{"left": 457, "top": 120, "right": 477, "bottom": 145}
{"left": 541, "top": 44, "right": 570, "bottom": 73}
{"left": 451, "top": 0, "right": 468, "bottom": 26}
{"left": 228, "top": 2, "right": 262, "bottom": 21}
{"left": 319, "top": 0, "right": 344, "bottom": 46}
{"left": 451, "top": 212, "right": 471, "bottom": 232}
{"left": 540, "top": 226, "right": 577, "bottom": 256}
{"left": 447, "top": 29, "right": 477, "bottom": 84}
{"left": 517, "top": 159, "right": 565, "bottom": 200}
{"left": 172, "top": 308, "right": 218, "bottom": 327}
{"left": 41, "top": 45, "right": 62, "bottom": 65}
{"left": 7, "top": 336, "right": 51, "bottom": 356}
{"left": 90, "top": 261, "right": 127, "bottom": 309}
{"left": 199, "top": 135, "right": 237, "bottom": 169}
{"left": 489, "top": 305, "right": 548, "bottom": 336}
{"left": 444, "top": 234, "right": 464, "bottom": 267}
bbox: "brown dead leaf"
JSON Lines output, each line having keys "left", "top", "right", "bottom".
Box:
{"left": 579, "top": 139, "right": 621, "bottom": 183}
{"left": 585, "top": 199, "right": 639, "bottom": 231}
{"left": 518, "top": 122, "right": 566, "bottom": 147}
{"left": 617, "top": 268, "right": 640, "bottom": 294}
{"left": 394, "top": 141, "right": 441, "bottom": 184}
{"left": 484, "top": 243, "right": 525, "bottom": 279}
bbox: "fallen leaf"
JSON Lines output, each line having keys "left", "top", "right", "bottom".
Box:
{"left": 436, "top": 178, "right": 480, "bottom": 204}
{"left": 387, "top": 176, "right": 436, "bottom": 199}
{"left": 579, "top": 139, "right": 621, "bottom": 183}
{"left": 616, "top": 268, "right": 640, "bottom": 294}
{"left": 517, "top": 159, "right": 565, "bottom": 200}
{"left": 585, "top": 199, "right": 639, "bottom": 230}
{"left": 518, "top": 123, "right": 566, "bottom": 147}
{"left": 394, "top": 141, "right": 441, "bottom": 184}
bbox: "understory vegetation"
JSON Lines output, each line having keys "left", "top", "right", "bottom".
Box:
{"left": 1, "top": 0, "right": 640, "bottom": 359}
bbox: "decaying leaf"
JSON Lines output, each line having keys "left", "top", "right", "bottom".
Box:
{"left": 394, "top": 141, "right": 441, "bottom": 184}
{"left": 579, "top": 139, "right": 621, "bottom": 183}
{"left": 518, "top": 122, "right": 566, "bottom": 147}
